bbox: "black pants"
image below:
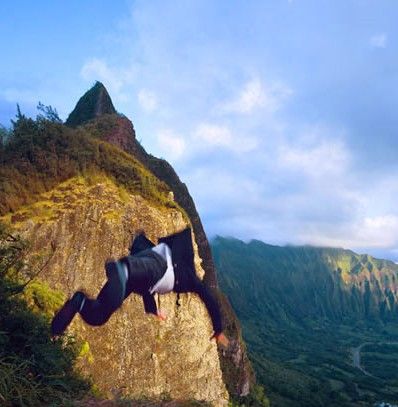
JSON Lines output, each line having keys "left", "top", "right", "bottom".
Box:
{"left": 79, "top": 250, "right": 166, "bottom": 326}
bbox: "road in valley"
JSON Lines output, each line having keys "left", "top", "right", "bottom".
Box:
{"left": 352, "top": 343, "right": 375, "bottom": 377}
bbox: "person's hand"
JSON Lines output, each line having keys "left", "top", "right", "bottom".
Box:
{"left": 155, "top": 309, "right": 167, "bottom": 321}
{"left": 212, "top": 332, "right": 229, "bottom": 348}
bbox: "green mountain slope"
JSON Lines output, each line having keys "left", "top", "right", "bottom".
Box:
{"left": 212, "top": 237, "right": 398, "bottom": 325}
{"left": 212, "top": 237, "right": 398, "bottom": 407}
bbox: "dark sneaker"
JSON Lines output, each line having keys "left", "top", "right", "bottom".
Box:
{"left": 51, "top": 291, "right": 85, "bottom": 336}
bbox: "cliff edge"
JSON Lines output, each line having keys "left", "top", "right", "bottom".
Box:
{"left": 0, "top": 83, "right": 255, "bottom": 405}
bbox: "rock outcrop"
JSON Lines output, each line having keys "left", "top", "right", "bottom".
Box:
{"left": 7, "top": 176, "right": 228, "bottom": 405}
{"left": 77, "top": 85, "right": 254, "bottom": 397}
{"left": 66, "top": 82, "right": 117, "bottom": 127}
{"left": 0, "top": 82, "right": 255, "bottom": 404}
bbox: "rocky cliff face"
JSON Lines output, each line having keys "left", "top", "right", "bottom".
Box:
{"left": 0, "top": 83, "right": 255, "bottom": 404}
{"left": 76, "top": 86, "right": 254, "bottom": 397}
{"left": 0, "top": 83, "right": 254, "bottom": 406}
{"left": 6, "top": 176, "right": 228, "bottom": 405}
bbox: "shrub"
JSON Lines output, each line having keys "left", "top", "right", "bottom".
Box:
{"left": 0, "top": 221, "right": 90, "bottom": 406}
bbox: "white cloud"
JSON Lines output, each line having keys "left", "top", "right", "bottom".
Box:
{"left": 303, "top": 215, "right": 398, "bottom": 249}
{"left": 219, "top": 78, "right": 292, "bottom": 115}
{"left": 194, "top": 123, "right": 232, "bottom": 146}
{"left": 156, "top": 129, "right": 186, "bottom": 161}
{"left": 74, "top": 4, "right": 398, "bottom": 260}
{"left": 138, "top": 89, "right": 158, "bottom": 112}
{"left": 80, "top": 58, "right": 135, "bottom": 101}
{"left": 278, "top": 138, "right": 350, "bottom": 178}
{"left": 185, "top": 168, "right": 264, "bottom": 218}
{"left": 363, "top": 215, "right": 398, "bottom": 231}
{"left": 192, "top": 123, "right": 257, "bottom": 152}
{"left": 370, "top": 33, "right": 387, "bottom": 48}
{"left": 2, "top": 88, "right": 38, "bottom": 104}
{"left": 81, "top": 59, "right": 123, "bottom": 92}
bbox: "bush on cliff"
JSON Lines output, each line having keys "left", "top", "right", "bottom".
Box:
{"left": 0, "top": 221, "right": 90, "bottom": 406}
{"left": 0, "top": 107, "right": 176, "bottom": 216}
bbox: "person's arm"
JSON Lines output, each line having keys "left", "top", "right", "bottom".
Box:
{"left": 142, "top": 292, "right": 157, "bottom": 315}
{"left": 191, "top": 277, "right": 228, "bottom": 346}
{"left": 142, "top": 293, "right": 167, "bottom": 320}
{"left": 130, "top": 233, "right": 155, "bottom": 255}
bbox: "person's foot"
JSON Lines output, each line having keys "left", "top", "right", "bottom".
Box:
{"left": 51, "top": 291, "right": 85, "bottom": 336}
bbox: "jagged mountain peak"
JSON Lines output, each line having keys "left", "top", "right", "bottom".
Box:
{"left": 65, "top": 81, "right": 117, "bottom": 127}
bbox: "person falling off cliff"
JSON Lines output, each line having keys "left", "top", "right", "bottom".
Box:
{"left": 51, "top": 228, "right": 229, "bottom": 347}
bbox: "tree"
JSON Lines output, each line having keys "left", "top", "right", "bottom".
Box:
{"left": 11, "top": 104, "right": 37, "bottom": 135}
{"left": 0, "top": 222, "right": 29, "bottom": 293}
{"left": 0, "top": 124, "right": 10, "bottom": 145}
{"left": 36, "top": 101, "right": 62, "bottom": 123}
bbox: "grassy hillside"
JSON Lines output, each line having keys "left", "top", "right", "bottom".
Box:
{"left": 0, "top": 110, "right": 179, "bottom": 217}
{"left": 212, "top": 237, "right": 398, "bottom": 407}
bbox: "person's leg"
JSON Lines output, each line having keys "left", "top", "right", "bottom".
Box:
{"left": 79, "top": 261, "right": 127, "bottom": 326}
{"left": 51, "top": 291, "right": 85, "bottom": 336}
{"left": 51, "top": 261, "right": 127, "bottom": 335}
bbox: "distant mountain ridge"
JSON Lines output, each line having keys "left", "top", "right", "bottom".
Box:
{"left": 212, "top": 237, "right": 398, "bottom": 325}
{"left": 212, "top": 236, "right": 398, "bottom": 406}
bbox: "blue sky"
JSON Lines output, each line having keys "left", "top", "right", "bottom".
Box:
{"left": 1, "top": 1, "right": 398, "bottom": 261}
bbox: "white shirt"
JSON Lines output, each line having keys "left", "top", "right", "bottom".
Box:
{"left": 150, "top": 243, "right": 175, "bottom": 294}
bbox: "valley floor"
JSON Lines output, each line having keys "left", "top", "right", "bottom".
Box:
{"left": 244, "top": 320, "right": 398, "bottom": 407}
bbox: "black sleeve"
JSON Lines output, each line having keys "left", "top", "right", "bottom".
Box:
{"left": 130, "top": 234, "right": 155, "bottom": 255}
{"left": 142, "top": 292, "right": 157, "bottom": 315}
{"left": 191, "top": 277, "right": 223, "bottom": 335}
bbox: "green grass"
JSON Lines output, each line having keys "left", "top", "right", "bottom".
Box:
{"left": 0, "top": 116, "right": 180, "bottom": 217}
